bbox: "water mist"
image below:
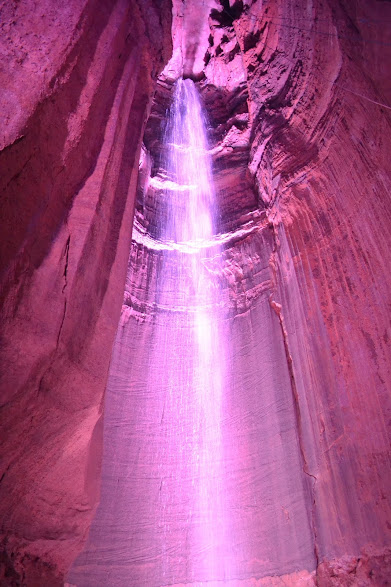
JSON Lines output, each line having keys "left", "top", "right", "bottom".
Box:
{"left": 68, "top": 78, "right": 314, "bottom": 587}
{"left": 68, "top": 79, "right": 231, "bottom": 585}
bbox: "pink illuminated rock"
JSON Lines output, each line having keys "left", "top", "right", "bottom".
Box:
{"left": 1, "top": 0, "right": 391, "bottom": 585}
{"left": 69, "top": 1, "right": 391, "bottom": 584}
{"left": 0, "top": 0, "right": 171, "bottom": 583}
{"left": 161, "top": 0, "right": 219, "bottom": 81}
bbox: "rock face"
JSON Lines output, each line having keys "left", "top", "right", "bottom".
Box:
{"left": 205, "top": 0, "right": 391, "bottom": 580}
{"left": 1, "top": 0, "right": 391, "bottom": 585}
{"left": 70, "top": 0, "right": 391, "bottom": 585}
{"left": 224, "top": 0, "right": 391, "bottom": 575}
{"left": 0, "top": 0, "right": 171, "bottom": 584}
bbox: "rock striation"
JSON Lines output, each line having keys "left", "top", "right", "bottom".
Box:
{"left": 204, "top": 0, "right": 391, "bottom": 580}
{"left": 0, "top": 0, "right": 171, "bottom": 584}
{"left": 1, "top": 0, "right": 391, "bottom": 585}
{"left": 70, "top": 0, "right": 391, "bottom": 585}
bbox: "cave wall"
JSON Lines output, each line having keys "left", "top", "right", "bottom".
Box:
{"left": 0, "top": 1, "right": 171, "bottom": 584}
{"left": 119, "top": 0, "right": 391, "bottom": 583}
{"left": 71, "top": 0, "right": 391, "bottom": 584}
{"left": 1, "top": 0, "right": 391, "bottom": 585}
{"left": 200, "top": 0, "right": 391, "bottom": 582}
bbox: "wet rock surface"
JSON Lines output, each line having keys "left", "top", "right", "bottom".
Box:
{"left": 101, "top": 0, "right": 391, "bottom": 583}
{"left": 1, "top": 0, "right": 391, "bottom": 584}
{"left": 0, "top": 0, "right": 171, "bottom": 583}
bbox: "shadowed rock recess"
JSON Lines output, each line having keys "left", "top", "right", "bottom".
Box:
{"left": 1, "top": 0, "right": 390, "bottom": 585}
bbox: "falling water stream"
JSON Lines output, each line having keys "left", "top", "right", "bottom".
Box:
{"left": 68, "top": 78, "right": 315, "bottom": 587}
{"left": 69, "top": 78, "right": 231, "bottom": 585}
{"left": 155, "top": 78, "right": 228, "bottom": 581}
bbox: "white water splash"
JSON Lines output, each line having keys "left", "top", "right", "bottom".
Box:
{"left": 158, "top": 78, "right": 229, "bottom": 581}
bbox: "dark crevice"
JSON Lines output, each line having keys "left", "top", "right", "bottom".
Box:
{"left": 0, "top": 134, "right": 26, "bottom": 155}
{"left": 210, "top": 0, "right": 243, "bottom": 27}
{"left": 243, "top": 30, "right": 261, "bottom": 52}
{"left": 57, "top": 234, "right": 70, "bottom": 348}
{"left": 62, "top": 235, "right": 70, "bottom": 293}
{"left": 56, "top": 299, "right": 68, "bottom": 349}
{"left": 0, "top": 462, "right": 12, "bottom": 486}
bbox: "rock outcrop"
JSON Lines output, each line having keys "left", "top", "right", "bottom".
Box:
{"left": 0, "top": 0, "right": 171, "bottom": 584}
{"left": 1, "top": 0, "right": 391, "bottom": 585}
{"left": 70, "top": 0, "right": 391, "bottom": 585}
{"left": 204, "top": 0, "right": 391, "bottom": 580}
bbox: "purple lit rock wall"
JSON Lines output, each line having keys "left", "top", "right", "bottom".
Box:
{"left": 68, "top": 224, "right": 316, "bottom": 585}
{"left": 1, "top": 0, "right": 391, "bottom": 585}
{"left": 0, "top": 0, "right": 171, "bottom": 583}
{"left": 69, "top": 0, "right": 391, "bottom": 577}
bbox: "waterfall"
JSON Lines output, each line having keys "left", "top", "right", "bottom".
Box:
{"left": 67, "top": 78, "right": 315, "bottom": 587}
{"left": 160, "top": 78, "right": 216, "bottom": 243}
{"left": 155, "top": 78, "right": 228, "bottom": 581}
{"left": 68, "top": 78, "right": 231, "bottom": 586}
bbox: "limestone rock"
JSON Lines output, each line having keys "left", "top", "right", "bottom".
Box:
{"left": 1, "top": 0, "right": 391, "bottom": 584}
{"left": 0, "top": 0, "right": 171, "bottom": 583}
